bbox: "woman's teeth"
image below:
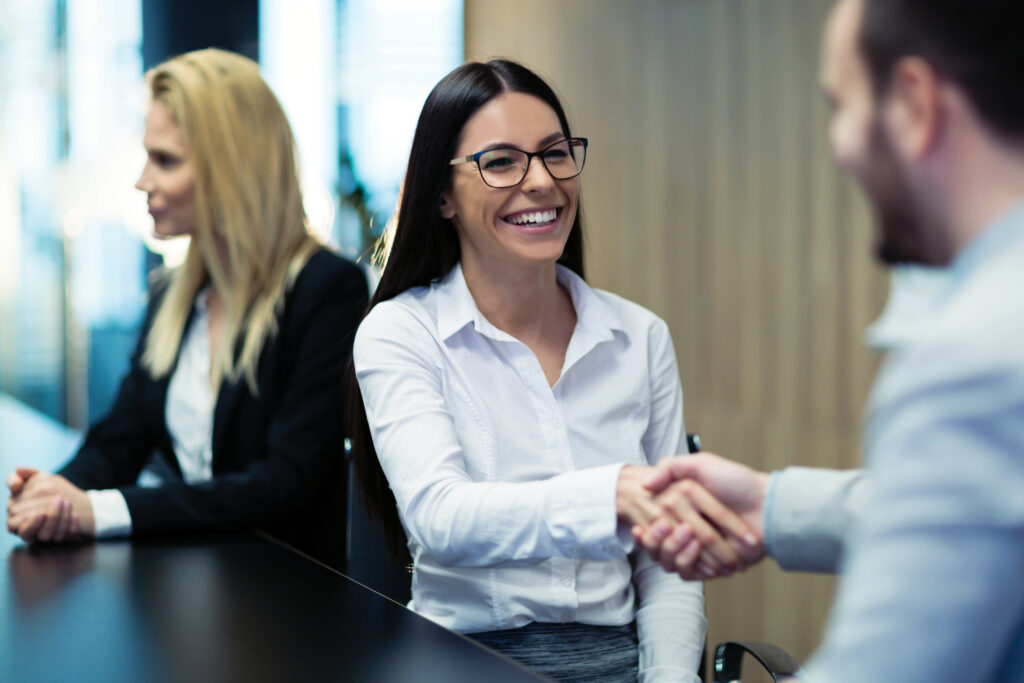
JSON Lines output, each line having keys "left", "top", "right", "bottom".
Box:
{"left": 506, "top": 209, "right": 557, "bottom": 225}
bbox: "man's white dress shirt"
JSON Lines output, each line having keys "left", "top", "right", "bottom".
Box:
{"left": 353, "top": 264, "right": 706, "bottom": 682}
{"left": 87, "top": 289, "right": 215, "bottom": 536}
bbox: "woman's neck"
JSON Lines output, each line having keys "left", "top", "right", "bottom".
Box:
{"left": 460, "top": 257, "right": 570, "bottom": 344}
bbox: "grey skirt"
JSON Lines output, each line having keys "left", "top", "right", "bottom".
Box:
{"left": 470, "top": 621, "right": 638, "bottom": 682}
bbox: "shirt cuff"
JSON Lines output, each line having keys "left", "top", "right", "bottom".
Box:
{"left": 87, "top": 489, "right": 133, "bottom": 538}
{"left": 763, "top": 471, "right": 782, "bottom": 558}
{"left": 550, "top": 463, "right": 629, "bottom": 559}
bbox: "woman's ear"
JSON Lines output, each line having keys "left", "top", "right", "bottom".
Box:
{"left": 439, "top": 193, "right": 456, "bottom": 219}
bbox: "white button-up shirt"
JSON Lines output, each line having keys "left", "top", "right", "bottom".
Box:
{"left": 87, "top": 288, "right": 215, "bottom": 536}
{"left": 353, "top": 264, "right": 705, "bottom": 682}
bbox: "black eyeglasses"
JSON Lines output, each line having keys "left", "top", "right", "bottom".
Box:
{"left": 449, "top": 137, "right": 588, "bottom": 188}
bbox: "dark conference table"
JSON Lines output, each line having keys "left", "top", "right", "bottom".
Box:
{"left": 0, "top": 394, "right": 544, "bottom": 682}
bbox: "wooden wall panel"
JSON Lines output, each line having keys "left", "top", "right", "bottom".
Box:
{"left": 465, "top": 0, "right": 888, "bottom": 665}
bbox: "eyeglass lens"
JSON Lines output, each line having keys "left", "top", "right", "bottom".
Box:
{"left": 477, "top": 139, "right": 586, "bottom": 188}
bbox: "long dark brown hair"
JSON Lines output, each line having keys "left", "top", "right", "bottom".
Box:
{"left": 345, "top": 59, "right": 586, "bottom": 559}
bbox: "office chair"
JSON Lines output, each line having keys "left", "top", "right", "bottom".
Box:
{"left": 712, "top": 640, "right": 803, "bottom": 682}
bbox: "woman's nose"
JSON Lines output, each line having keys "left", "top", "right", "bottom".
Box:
{"left": 520, "top": 157, "right": 555, "bottom": 193}
{"left": 135, "top": 165, "right": 151, "bottom": 192}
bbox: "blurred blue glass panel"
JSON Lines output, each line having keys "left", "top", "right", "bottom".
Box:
{"left": 0, "top": 0, "right": 145, "bottom": 427}
{"left": 0, "top": 0, "right": 67, "bottom": 420}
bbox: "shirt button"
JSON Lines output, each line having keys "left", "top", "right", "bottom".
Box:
{"left": 560, "top": 575, "right": 573, "bottom": 587}
{"left": 549, "top": 417, "right": 560, "bottom": 429}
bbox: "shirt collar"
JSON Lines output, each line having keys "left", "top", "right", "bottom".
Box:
{"left": 943, "top": 197, "right": 1024, "bottom": 294}
{"left": 433, "top": 262, "right": 627, "bottom": 345}
{"left": 867, "top": 197, "right": 1024, "bottom": 350}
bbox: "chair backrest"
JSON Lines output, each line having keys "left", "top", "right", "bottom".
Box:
{"left": 713, "top": 641, "right": 803, "bottom": 682}
{"left": 345, "top": 457, "right": 412, "bottom": 604}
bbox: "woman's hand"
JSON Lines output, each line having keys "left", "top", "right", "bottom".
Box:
{"left": 617, "top": 465, "right": 756, "bottom": 576}
{"left": 7, "top": 469, "right": 91, "bottom": 543}
{"left": 633, "top": 453, "right": 768, "bottom": 580}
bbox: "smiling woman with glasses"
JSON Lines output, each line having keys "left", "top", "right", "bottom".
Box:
{"left": 346, "top": 59, "right": 718, "bottom": 682}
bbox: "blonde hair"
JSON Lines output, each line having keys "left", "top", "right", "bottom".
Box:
{"left": 141, "top": 48, "right": 319, "bottom": 393}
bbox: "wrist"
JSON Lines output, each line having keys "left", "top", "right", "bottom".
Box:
{"left": 616, "top": 464, "right": 658, "bottom": 526}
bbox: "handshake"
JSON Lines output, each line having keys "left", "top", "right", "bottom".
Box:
{"left": 616, "top": 453, "right": 770, "bottom": 580}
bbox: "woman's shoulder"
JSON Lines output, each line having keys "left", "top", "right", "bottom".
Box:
{"left": 353, "top": 291, "right": 444, "bottom": 369}
{"left": 274, "top": 247, "right": 369, "bottom": 330}
{"left": 359, "top": 287, "right": 437, "bottom": 338}
{"left": 293, "top": 247, "right": 368, "bottom": 297}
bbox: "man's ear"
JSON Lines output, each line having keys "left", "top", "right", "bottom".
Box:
{"left": 439, "top": 193, "right": 456, "bottom": 219}
{"left": 885, "top": 56, "right": 943, "bottom": 161}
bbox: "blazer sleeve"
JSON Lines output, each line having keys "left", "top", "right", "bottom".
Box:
{"left": 764, "top": 467, "right": 869, "bottom": 573}
{"left": 58, "top": 284, "right": 167, "bottom": 490}
{"left": 118, "top": 256, "right": 368, "bottom": 535}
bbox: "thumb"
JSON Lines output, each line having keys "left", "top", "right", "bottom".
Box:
{"left": 643, "top": 457, "right": 695, "bottom": 492}
{"left": 16, "top": 467, "right": 40, "bottom": 481}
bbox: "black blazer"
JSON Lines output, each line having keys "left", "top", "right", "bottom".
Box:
{"left": 60, "top": 249, "right": 367, "bottom": 568}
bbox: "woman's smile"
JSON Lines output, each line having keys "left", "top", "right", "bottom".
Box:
{"left": 500, "top": 206, "right": 563, "bottom": 234}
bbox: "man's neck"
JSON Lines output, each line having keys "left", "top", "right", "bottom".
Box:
{"left": 941, "top": 134, "right": 1024, "bottom": 262}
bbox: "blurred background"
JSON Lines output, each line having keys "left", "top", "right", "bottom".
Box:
{"left": 0, "top": 0, "right": 889, "bottom": 669}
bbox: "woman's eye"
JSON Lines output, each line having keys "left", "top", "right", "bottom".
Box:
{"left": 483, "top": 156, "right": 515, "bottom": 170}
{"left": 543, "top": 149, "right": 568, "bottom": 161}
{"left": 153, "top": 153, "right": 180, "bottom": 168}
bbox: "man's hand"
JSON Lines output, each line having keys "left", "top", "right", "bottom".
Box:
{"left": 617, "top": 465, "right": 758, "bottom": 575}
{"left": 635, "top": 453, "right": 770, "bottom": 579}
{"left": 7, "top": 469, "right": 93, "bottom": 543}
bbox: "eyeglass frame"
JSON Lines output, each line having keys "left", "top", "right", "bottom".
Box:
{"left": 448, "top": 137, "right": 589, "bottom": 188}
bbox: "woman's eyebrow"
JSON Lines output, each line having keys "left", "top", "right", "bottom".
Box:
{"left": 475, "top": 132, "right": 566, "bottom": 153}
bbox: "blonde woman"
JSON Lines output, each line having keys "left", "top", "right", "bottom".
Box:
{"left": 4, "top": 49, "right": 366, "bottom": 566}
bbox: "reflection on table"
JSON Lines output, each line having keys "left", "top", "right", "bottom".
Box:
{"left": 0, "top": 393, "right": 543, "bottom": 682}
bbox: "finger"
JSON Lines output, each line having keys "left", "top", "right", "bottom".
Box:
{"left": 6, "top": 473, "right": 24, "bottom": 494}
{"left": 642, "top": 463, "right": 678, "bottom": 493}
{"left": 8, "top": 496, "right": 53, "bottom": 518}
{"left": 18, "top": 513, "right": 47, "bottom": 542}
{"left": 674, "top": 538, "right": 704, "bottom": 579}
{"left": 658, "top": 523, "right": 689, "bottom": 573}
{"left": 658, "top": 486, "right": 741, "bottom": 569}
{"left": 51, "top": 500, "right": 73, "bottom": 542}
{"left": 36, "top": 498, "right": 64, "bottom": 542}
{"left": 643, "top": 457, "right": 698, "bottom": 492}
{"left": 683, "top": 507, "right": 742, "bottom": 569}
{"left": 695, "top": 560, "right": 721, "bottom": 579}
{"left": 640, "top": 520, "right": 674, "bottom": 562}
{"left": 625, "top": 497, "right": 669, "bottom": 529}
{"left": 8, "top": 509, "right": 36, "bottom": 531}
{"left": 687, "top": 484, "right": 760, "bottom": 548}
{"left": 19, "top": 476, "right": 53, "bottom": 499}
{"left": 16, "top": 467, "right": 39, "bottom": 481}
{"left": 70, "top": 514, "right": 81, "bottom": 539}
